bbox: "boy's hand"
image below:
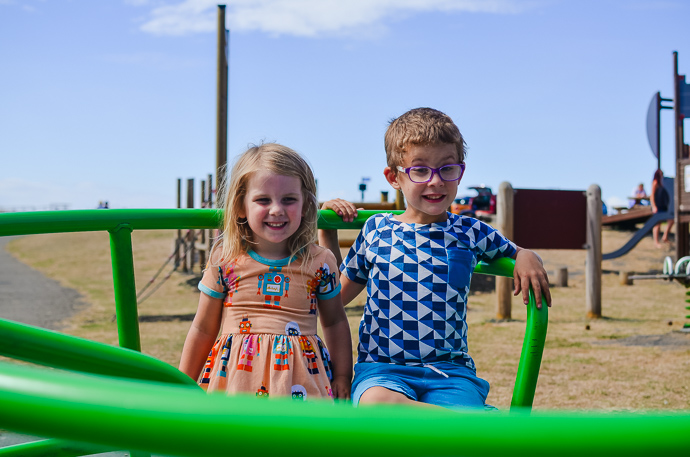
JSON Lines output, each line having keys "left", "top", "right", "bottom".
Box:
{"left": 513, "top": 248, "right": 552, "bottom": 309}
{"left": 322, "top": 198, "right": 358, "bottom": 223}
{"left": 330, "top": 375, "right": 352, "bottom": 400}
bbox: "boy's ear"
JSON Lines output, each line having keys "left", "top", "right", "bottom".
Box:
{"left": 383, "top": 167, "right": 401, "bottom": 190}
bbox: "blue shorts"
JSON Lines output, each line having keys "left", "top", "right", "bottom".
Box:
{"left": 351, "top": 362, "right": 491, "bottom": 409}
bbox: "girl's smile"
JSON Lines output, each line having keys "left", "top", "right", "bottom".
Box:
{"left": 241, "top": 170, "right": 304, "bottom": 258}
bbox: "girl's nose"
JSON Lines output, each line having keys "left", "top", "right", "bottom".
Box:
{"left": 269, "top": 204, "right": 284, "bottom": 216}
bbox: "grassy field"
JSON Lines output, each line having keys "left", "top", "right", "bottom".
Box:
{"left": 6, "top": 223, "right": 690, "bottom": 411}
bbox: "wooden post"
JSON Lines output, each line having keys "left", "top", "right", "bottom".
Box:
{"left": 199, "top": 180, "right": 207, "bottom": 271}
{"left": 395, "top": 190, "right": 405, "bottom": 210}
{"left": 586, "top": 184, "right": 602, "bottom": 318}
{"left": 216, "top": 5, "right": 228, "bottom": 196}
{"left": 496, "top": 181, "right": 514, "bottom": 319}
{"left": 555, "top": 267, "right": 568, "bottom": 287}
{"left": 185, "top": 178, "right": 195, "bottom": 273}
{"left": 381, "top": 191, "right": 389, "bottom": 203}
{"left": 175, "top": 179, "right": 182, "bottom": 268}
{"left": 207, "top": 173, "right": 214, "bottom": 257}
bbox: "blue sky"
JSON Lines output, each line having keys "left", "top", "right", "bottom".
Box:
{"left": 1, "top": 0, "right": 688, "bottom": 212}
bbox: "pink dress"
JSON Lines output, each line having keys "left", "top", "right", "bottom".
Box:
{"left": 197, "top": 245, "right": 341, "bottom": 401}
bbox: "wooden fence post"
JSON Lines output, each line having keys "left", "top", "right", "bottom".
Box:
{"left": 175, "top": 179, "right": 182, "bottom": 269}
{"left": 586, "top": 184, "right": 602, "bottom": 318}
{"left": 496, "top": 181, "right": 514, "bottom": 320}
{"left": 185, "top": 178, "right": 195, "bottom": 274}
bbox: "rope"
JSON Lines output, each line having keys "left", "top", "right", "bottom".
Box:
{"left": 136, "top": 229, "right": 206, "bottom": 304}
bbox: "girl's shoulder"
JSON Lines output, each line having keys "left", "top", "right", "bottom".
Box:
{"left": 303, "top": 243, "right": 337, "bottom": 265}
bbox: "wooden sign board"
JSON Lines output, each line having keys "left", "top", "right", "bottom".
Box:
{"left": 513, "top": 188, "right": 587, "bottom": 250}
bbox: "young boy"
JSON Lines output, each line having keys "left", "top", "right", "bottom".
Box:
{"left": 319, "top": 107, "right": 551, "bottom": 409}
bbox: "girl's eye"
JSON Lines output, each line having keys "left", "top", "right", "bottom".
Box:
{"left": 255, "top": 198, "right": 270, "bottom": 204}
{"left": 283, "top": 197, "right": 297, "bottom": 204}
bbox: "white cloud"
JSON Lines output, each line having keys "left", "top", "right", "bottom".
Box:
{"left": 137, "top": 0, "right": 529, "bottom": 37}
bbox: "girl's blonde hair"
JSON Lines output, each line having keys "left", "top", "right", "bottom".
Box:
{"left": 212, "top": 143, "right": 319, "bottom": 267}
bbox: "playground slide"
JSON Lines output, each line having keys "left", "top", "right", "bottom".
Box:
{"left": 602, "top": 210, "right": 673, "bottom": 260}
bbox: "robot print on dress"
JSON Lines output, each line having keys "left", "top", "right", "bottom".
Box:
{"left": 316, "top": 263, "right": 337, "bottom": 296}
{"left": 257, "top": 266, "right": 290, "bottom": 309}
{"left": 272, "top": 335, "right": 293, "bottom": 371}
{"left": 299, "top": 336, "right": 319, "bottom": 375}
{"left": 291, "top": 384, "right": 307, "bottom": 401}
{"left": 219, "top": 262, "right": 240, "bottom": 307}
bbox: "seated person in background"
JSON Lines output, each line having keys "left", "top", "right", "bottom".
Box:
{"left": 629, "top": 183, "right": 649, "bottom": 208}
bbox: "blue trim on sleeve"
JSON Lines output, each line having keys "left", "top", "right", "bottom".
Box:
{"left": 198, "top": 282, "right": 225, "bottom": 299}
{"left": 316, "top": 282, "right": 341, "bottom": 300}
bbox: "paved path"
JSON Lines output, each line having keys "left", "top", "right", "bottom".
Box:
{"left": 0, "top": 237, "right": 134, "bottom": 456}
{"left": 0, "top": 236, "right": 85, "bottom": 329}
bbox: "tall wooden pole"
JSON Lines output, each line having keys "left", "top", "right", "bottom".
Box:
{"left": 586, "top": 184, "right": 602, "bottom": 319}
{"left": 674, "top": 51, "right": 688, "bottom": 261}
{"left": 496, "top": 181, "right": 514, "bottom": 320}
{"left": 216, "top": 5, "right": 228, "bottom": 204}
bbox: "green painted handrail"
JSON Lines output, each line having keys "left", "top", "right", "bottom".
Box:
{"left": 0, "top": 209, "right": 548, "bottom": 456}
{"left": 0, "top": 208, "right": 546, "bottom": 407}
{"left": 0, "top": 361, "right": 688, "bottom": 457}
{"left": 0, "top": 318, "right": 198, "bottom": 387}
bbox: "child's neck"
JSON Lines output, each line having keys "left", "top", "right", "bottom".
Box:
{"left": 251, "top": 243, "right": 291, "bottom": 260}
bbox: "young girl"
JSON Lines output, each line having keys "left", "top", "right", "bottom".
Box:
{"left": 179, "top": 143, "right": 352, "bottom": 400}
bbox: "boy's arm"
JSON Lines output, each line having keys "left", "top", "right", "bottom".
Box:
{"left": 318, "top": 198, "right": 359, "bottom": 266}
{"left": 318, "top": 198, "right": 365, "bottom": 305}
{"left": 512, "top": 247, "right": 552, "bottom": 309}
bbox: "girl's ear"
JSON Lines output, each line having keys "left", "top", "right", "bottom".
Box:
{"left": 383, "top": 167, "right": 401, "bottom": 190}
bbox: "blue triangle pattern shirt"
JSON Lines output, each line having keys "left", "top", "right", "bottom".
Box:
{"left": 341, "top": 212, "right": 517, "bottom": 369}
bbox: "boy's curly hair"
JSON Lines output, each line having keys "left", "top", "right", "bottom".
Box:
{"left": 384, "top": 107, "right": 466, "bottom": 168}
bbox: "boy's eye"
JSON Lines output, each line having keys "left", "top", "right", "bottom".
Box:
{"left": 409, "top": 167, "right": 431, "bottom": 178}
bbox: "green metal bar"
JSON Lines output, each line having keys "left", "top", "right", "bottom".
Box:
{"left": 0, "top": 208, "right": 223, "bottom": 236}
{"left": 474, "top": 258, "right": 549, "bottom": 409}
{"left": 510, "top": 288, "right": 549, "bottom": 408}
{"left": 0, "top": 439, "right": 113, "bottom": 457}
{"left": 0, "top": 318, "right": 198, "bottom": 387}
{"left": 109, "top": 224, "right": 140, "bottom": 351}
{"left": 316, "top": 209, "right": 404, "bottom": 230}
{"left": 0, "top": 361, "right": 688, "bottom": 457}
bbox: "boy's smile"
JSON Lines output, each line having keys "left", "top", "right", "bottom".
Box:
{"left": 384, "top": 143, "right": 461, "bottom": 225}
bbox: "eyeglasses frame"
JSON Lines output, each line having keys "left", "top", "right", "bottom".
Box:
{"left": 395, "top": 163, "right": 466, "bottom": 184}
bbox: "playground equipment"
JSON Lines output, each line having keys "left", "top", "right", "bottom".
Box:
{"left": 602, "top": 177, "right": 675, "bottom": 260}
{"left": 0, "top": 209, "right": 551, "bottom": 457}
{"left": 630, "top": 255, "right": 690, "bottom": 331}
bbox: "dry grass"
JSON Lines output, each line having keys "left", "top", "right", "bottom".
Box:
{"left": 6, "top": 223, "right": 690, "bottom": 411}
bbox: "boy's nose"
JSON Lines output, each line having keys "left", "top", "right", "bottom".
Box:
{"left": 428, "top": 171, "right": 445, "bottom": 186}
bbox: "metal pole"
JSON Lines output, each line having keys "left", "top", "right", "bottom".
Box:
{"left": 657, "top": 91, "right": 662, "bottom": 172}
{"left": 216, "top": 5, "right": 228, "bottom": 193}
{"left": 674, "top": 51, "right": 688, "bottom": 261}
{"left": 109, "top": 224, "right": 141, "bottom": 352}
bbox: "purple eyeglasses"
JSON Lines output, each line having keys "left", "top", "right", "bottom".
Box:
{"left": 396, "top": 163, "right": 466, "bottom": 184}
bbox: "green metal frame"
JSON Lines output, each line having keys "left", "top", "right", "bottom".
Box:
{"left": 0, "top": 209, "right": 550, "bottom": 457}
